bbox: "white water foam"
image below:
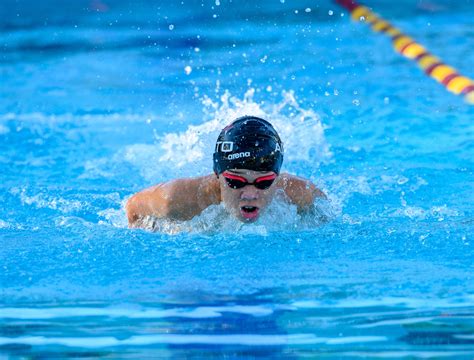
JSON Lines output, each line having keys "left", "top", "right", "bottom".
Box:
{"left": 11, "top": 187, "right": 83, "bottom": 214}
{"left": 124, "top": 89, "right": 332, "bottom": 182}
{"left": 0, "top": 112, "right": 148, "bottom": 123}
{"left": 0, "top": 303, "right": 297, "bottom": 321}
{"left": 292, "top": 295, "right": 474, "bottom": 310}
{"left": 135, "top": 194, "right": 333, "bottom": 235}
{"left": 118, "top": 89, "right": 334, "bottom": 233}
{"left": 0, "top": 334, "right": 386, "bottom": 348}
{"left": 325, "top": 172, "right": 464, "bottom": 223}
{"left": 0, "top": 219, "right": 10, "bottom": 228}
{"left": 388, "top": 204, "right": 463, "bottom": 221}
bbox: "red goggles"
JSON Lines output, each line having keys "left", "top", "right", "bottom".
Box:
{"left": 222, "top": 172, "right": 277, "bottom": 190}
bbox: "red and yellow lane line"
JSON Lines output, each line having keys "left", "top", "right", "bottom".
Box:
{"left": 335, "top": 0, "right": 474, "bottom": 104}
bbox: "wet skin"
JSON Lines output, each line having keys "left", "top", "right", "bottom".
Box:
{"left": 126, "top": 170, "right": 324, "bottom": 226}
{"left": 218, "top": 169, "right": 278, "bottom": 223}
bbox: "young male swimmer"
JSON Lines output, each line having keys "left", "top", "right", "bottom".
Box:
{"left": 126, "top": 116, "right": 326, "bottom": 227}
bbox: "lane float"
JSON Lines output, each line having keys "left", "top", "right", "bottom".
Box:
{"left": 335, "top": 0, "right": 474, "bottom": 104}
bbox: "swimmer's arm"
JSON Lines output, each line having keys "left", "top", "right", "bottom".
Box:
{"left": 276, "top": 173, "right": 326, "bottom": 213}
{"left": 126, "top": 175, "right": 221, "bottom": 227}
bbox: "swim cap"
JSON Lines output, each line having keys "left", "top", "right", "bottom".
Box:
{"left": 213, "top": 116, "right": 284, "bottom": 175}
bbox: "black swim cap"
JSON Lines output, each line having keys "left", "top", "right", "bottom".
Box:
{"left": 213, "top": 116, "right": 284, "bottom": 175}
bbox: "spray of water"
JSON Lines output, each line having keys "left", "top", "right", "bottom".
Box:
{"left": 121, "top": 89, "right": 334, "bottom": 234}
{"left": 124, "top": 89, "right": 332, "bottom": 182}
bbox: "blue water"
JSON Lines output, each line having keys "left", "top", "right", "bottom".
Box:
{"left": 1, "top": 0, "right": 474, "bottom": 358}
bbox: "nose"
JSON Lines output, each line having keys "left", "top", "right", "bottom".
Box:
{"left": 240, "top": 184, "right": 259, "bottom": 200}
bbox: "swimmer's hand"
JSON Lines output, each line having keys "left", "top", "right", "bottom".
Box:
{"left": 126, "top": 175, "right": 220, "bottom": 227}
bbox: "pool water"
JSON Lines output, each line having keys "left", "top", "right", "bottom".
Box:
{"left": 1, "top": 0, "right": 473, "bottom": 358}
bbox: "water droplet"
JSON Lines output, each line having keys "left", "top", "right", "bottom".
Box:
{"left": 397, "top": 176, "right": 409, "bottom": 185}
{"left": 168, "top": 24, "right": 174, "bottom": 30}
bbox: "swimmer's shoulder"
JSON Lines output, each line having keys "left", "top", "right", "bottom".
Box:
{"left": 126, "top": 174, "right": 220, "bottom": 225}
{"left": 160, "top": 174, "right": 221, "bottom": 208}
{"left": 196, "top": 174, "right": 221, "bottom": 203}
{"left": 276, "top": 172, "right": 326, "bottom": 209}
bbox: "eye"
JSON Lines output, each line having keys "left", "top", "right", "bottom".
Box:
{"left": 224, "top": 177, "right": 247, "bottom": 189}
{"left": 254, "top": 179, "right": 275, "bottom": 190}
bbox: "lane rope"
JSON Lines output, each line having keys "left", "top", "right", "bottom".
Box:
{"left": 335, "top": 0, "right": 474, "bottom": 104}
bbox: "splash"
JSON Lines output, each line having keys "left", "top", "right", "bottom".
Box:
{"left": 118, "top": 89, "right": 335, "bottom": 233}
{"left": 124, "top": 89, "right": 332, "bottom": 182}
{"left": 134, "top": 195, "right": 333, "bottom": 236}
{"left": 12, "top": 187, "right": 83, "bottom": 214}
{"left": 0, "top": 219, "right": 10, "bottom": 229}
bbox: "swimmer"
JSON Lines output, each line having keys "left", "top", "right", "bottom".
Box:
{"left": 126, "top": 116, "right": 326, "bottom": 227}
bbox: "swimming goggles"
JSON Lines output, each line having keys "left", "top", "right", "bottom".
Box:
{"left": 222, "top": 172, "right": 277, "bottom": 190}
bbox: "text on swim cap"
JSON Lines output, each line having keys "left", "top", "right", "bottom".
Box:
{"left": 215, "top": 141, "right": 234, "bottom": 152}
{"left": 227, "top": 152, "right": 251, "bottom": 160}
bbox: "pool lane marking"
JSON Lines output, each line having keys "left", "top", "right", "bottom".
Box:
{"left": 334, "top": 0, "right": 474, "bottom": 104}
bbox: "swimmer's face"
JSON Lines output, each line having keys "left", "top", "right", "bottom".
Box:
{"left": 218, "top": 169, "right": 278, "bottom": 223}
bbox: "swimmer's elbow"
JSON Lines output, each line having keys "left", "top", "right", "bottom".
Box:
{"left": 295, "top": 182, "right": 326, "bottom": 212}
{"left": 304, "top": 181, "right": 326, "bottom": 202}
{"left": 312, "top": 184, "right": 327, "bottom": 200}
{"left": 125, "top": 187, "right": 172, "bottom": 227}
{"left": 125, "top": 195, "right": 141, "bottom": 227}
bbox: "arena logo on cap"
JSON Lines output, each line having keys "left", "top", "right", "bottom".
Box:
{"left": 215, "top": 141, "right": 234, "bottom": 153}
{"left": 227, "top": 151, "right": 251, "bottom": 160}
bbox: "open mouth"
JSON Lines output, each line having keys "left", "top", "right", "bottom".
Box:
{"left": 240, "top": 206, "right": 259, "bottom": 221}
